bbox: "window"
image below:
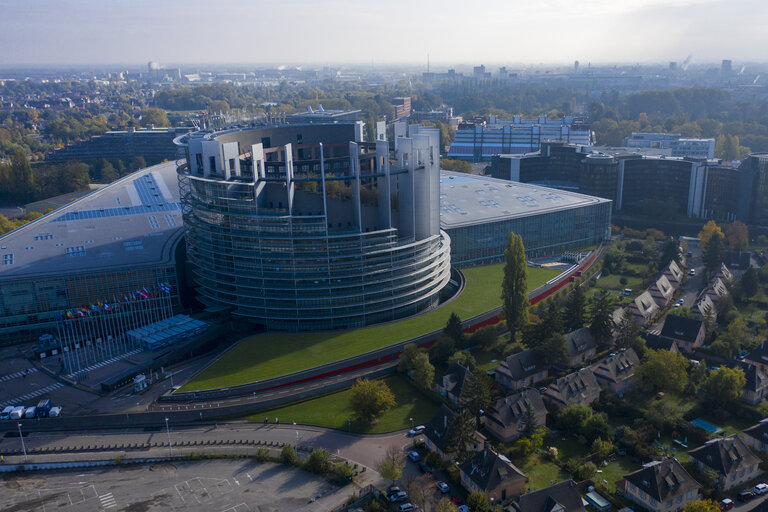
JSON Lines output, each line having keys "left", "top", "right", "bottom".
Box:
{"left": 229, "top": 158, "right": 235, "bottom": 171}
{"left": 195, "top": 153, "right": 203, "bottom": 170}
{"left": 209, "top": 156, "right": 216, "bottom": 172}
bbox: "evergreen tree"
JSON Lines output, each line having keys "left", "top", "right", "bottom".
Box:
{"left": 615, "top": 309, "right": 640, "bottom": 350}
{"left": 519, "top": 402, "right": 538, "bottom": 439}
{"left": 443, "top": 312, "right": 465, "bottom": 347}
{"left": 589, "top": 292, "right": 615, "bottom": 345}
{"left": 659, "top": 239, "right": 682, "bottom": 267}
{"left": 459, "top": 370, "right": 491, "bottom": 418}
{"left": 447, "top": 409, "right": 477, "bottom": 462}
{"left": 501, "top": 232, "right": 529, "bottom": 340}
{"left": 563, "top": 285, "right": 586, "bottom": 331}
{"left": 703, "top": 231, "right": 726, "bottom": 272}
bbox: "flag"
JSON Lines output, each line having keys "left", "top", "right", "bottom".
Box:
{"left": 159, "top": 282, "right": 171, "bottom": 294}
{"left": 137, "top": 289, "right": 150, "bottom": 299}
{"left": 141, "top": 287, "right": 153, "bottom": 298}
{"left": 76, "top": 310, "right": 85, "bottom": 318}
{"left": 103, "top": 303, "right": 112, "bottom": 312}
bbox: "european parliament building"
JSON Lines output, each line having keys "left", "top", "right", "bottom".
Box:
{"left": 0, "top": 121, "right": 611, "bottom": 338}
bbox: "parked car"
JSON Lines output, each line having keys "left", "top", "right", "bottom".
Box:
{"left": 418, "top": 461, "right": 432, "bottom": 473}
{"left": 719, "top": 498, "right": 734, "bottom": 511}
{"left": 678, "top": 298, "right": 685, "bottom": 305}
{"left": 407, "top": 451, "right": 421, "bottom": 462}
{"left": 687, "top": 251, "right": 693, "bottom": 257}
{"left": 0, "top": 406, "right": 13, "bottom": 420}
{"left": 398, "top": 504, "right": 414, "bottom": 512}
{"left": 754, "top": 482, "right": 768, "bottom": 495}
{"left": 689, "top": 269, "right": 695, "bottom": 276}
{"left": 10, "top": 406, "right": 25, "bottom": 420}
{"left": 48, "top": 406, "right": 62, "bottom": 418}
{"left": 737, "top": 490, "right": 755, "bottom": 502}
{"left": 390, "top": 491, "right": 409, "bottom": 503}
{"left": 408, "top": 425, "right": 425, "bottom": 437}
{"left": 24, "top": 406, "right": 36, "bottom": 419}
{"left": 458, "top": 506, "right": 470, "bottom": 512}
{"left": 436, "top": 481, "right": 450, "bottom": 493}
{"left": 387, "top": 486, "right": 402, "bottom": 497}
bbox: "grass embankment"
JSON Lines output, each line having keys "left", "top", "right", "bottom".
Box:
{"left": 180, "top": 265, "right": 560, "bottom": 391}
{"left": 246, "top": 375, "right": 439, "bottom": 434}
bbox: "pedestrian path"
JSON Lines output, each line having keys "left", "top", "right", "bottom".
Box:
{"left": 67, "top": 348, "right": 142, "bottom": 378}
{"left": 0, "top": 368, "right": 38, "bottom": 383}
{"left": 5, "top": 382, "right": 64, "bottom": 405}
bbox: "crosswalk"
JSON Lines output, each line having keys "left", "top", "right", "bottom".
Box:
{"left": 0, "top": 368, "right": 38, "bottom": 383}
{"left": 99, "top": 492, "right": 117, "bottom": 509}
{"left": 8, "top": 382, "right": 64, "bottom": 404}
{"left": 67, "top": 349, "right": 142, "bottom": 378}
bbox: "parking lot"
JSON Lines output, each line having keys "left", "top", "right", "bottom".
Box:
{"left": 0, "top": 459, "right": 352, "bottom": 511}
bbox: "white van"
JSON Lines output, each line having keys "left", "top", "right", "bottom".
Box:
{"left": 24, "top": 406, "right": 36, "bottom": 419}
{"left": 49, "top": 406, "right": 62, "bottom": 418}
{"left": 0, "top": 406, "right": 13, "bottom": 420}
{"left": 10, "top": 406, "right": 25, "bottom": 420}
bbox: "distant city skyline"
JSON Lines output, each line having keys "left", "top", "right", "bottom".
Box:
{"left": 1, "top": 0, "right": 766, "bottom": 67}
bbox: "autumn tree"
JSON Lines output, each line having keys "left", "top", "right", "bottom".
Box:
{"left": 348, "top": 378, "right": 395, "bottom": 423}
{"left": 501, "top": 232, "right": 529, "bottom": 340}
{"left": 698, "top": 220, "right": 723, "bottom": 248}
{"left": 725, "top": 221, "right": 749, "bottom": 250}
{"left": 377, "top": 446, "right": 405, "bottom": 484}
{"left": 683, "top": 500, "right": 720, "bottom": 512}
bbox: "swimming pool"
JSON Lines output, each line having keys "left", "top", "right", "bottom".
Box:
{"left": 690, "top": 418, "right": 723, "bottom": 434}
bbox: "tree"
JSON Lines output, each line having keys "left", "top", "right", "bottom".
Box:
{"left": 698, "top": 220, "right": 724, "bottom": 248}
{"left": 683, "top": 500, "right": 720, "bottom": 512}
{"left": 563, "top": 285, "right": 586, "bottom": 331}
{"left": 9, "top": 149, "right": 34, "bottom": 203}
{"left": 447, "top": 409, "right": 478, "bottom": 462}
{"left": 398, "top": 344, "right": 421, "bottom": 372}
{"left": 501, "top": 233, "right": 529, "bottom": 339}
{"left": 742, "top": 267, "right": 759, "bottom": 298}
{"left": 556, "top": 404, "right": 594, "bottom": 433}
{"left": 448, "top": 350, "right": 476, "bottom": 370}
{"left": 469, "top": 325, "right": 498, "bottom": 350}
{"left": 519, "top": 402, "right": 538, "bottom": 439}
{"left": 348, "top": 378, "right": 395, "bottom": 423}
{"left": 281, "top": 444, "right": 299, "bottom": 465}
{"left": 140, "top": 107, "right": 170, "bottom": 127}
{"left": 459, "top": 370, "right": 492, "bottom": 418}
{"left": 592, "top": 438, "right": 615, "bottom": 459}
{"left": 637, "top": 350, "right": 689, "bottom": 393}
{"left": 589, "top": 292, "right": 615, "bottom": 345}
{"left": 430, "top": 336, "right": 456, "bottom": 366}
{"left": 466, "top": 491, "right": 491, "bottom": 512}
{"left": 615, "top": 309, "right": 640, "bottom": 350}
{"left": 536, "top": 333, "right": 568, "bottom": 365}
{"left": 722, "top": 317, "right": 748, "bottom": 357}
{"left": 377, "top": 446, "right": 405, "bottom": 484}
{"left": 725, "top": 221, "right": 749, "bottom": 250}
{"left": 436, "top": 497, "right": 460, "bottom": 512}
{"left": 409, "top": 351, "right": 435, "bottom": 389}
{"left": 703, "top": 231, "right": 726, "bottom": 273}
{"left": 581, "top": 413, "right": 610, "bottom": 444}
{"left": 306, "top": 448, "right": 332, "bottom": 474}
{"left": 660, "top": 239, "right": 682, "bottom": 267}
{"left": 444, "top": 312, "right": 466, "bottom": 347}
{"left": 702, "top": 367, "right": 746, "bottom": 406}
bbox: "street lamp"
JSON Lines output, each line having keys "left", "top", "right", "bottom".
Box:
{"left": 165, "top": 417, "right": 173, "bottom": 457}
{"left": 17, "top": 423, "right": 27, "bottom": 462}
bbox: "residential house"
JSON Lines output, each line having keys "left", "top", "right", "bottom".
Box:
{"left": 485, "top": 389, "right": 547, "bottom": 443}
{"left": 715, "top": 262, "right": 733, "bottom": 282}
{"left": 695, "top": 294, "right": 717, "bottom": 319}
{"left": 564, "top": 327, "right": 598, "bottom": 368}
{"left": 495, "top": 350, "right": 548, "bottom": 391}
{"left": 741, "top": 419, "right": 768, "bottom": 454}
{"left": 509, "top": 479, "right": 585, "bottom": 512}
{"left": 744, "top": 342, "right": 768, "bottom": 374}
{"left": 542, "top": 368, "right": 600, "bottom": 410}
{"left": 649, "top": 275, "right": 676, "bottom": 307}
{"left": 659, "top": 315, "right": 705, "bottom": 352}
{"left": 626, "top": 291, "right": 659, "bottom": 326}
{"left": 616, "top": 459, "right": 702, "bottom": 512}
{"left": 688, "top": 436, "right": 762, "bottom": 491}
{"left": 644, "top": 334, "right": 680, "bottom": 354}
{"left": 590, "top": 348, "right": 640, "bottom": 397}
{"left": 459, "top": 446, "right": 528, "bottom": 502}
{"left": 704, "top": 278, "right": 729, "bottom": 302}
{"left": 436, "top": 362, "right": 470, "bottom": 405}
{"left": 664, "top": 260, "right": 684, "bottom": 286}
{"left": 424, "top": 404, "right": 485, "bottom": 461}
{"left": 740, "top": 363, "right": 768, "bottom": 405}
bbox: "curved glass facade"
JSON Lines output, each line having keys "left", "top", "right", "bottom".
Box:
{"left": 177, "top": 123, "right": 452, "bottom": 331}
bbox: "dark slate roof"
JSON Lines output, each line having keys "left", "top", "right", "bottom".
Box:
{"left": 498, "top": 349, "right": 547, "bottom": 380}
{"left": 739, "top": 362, "right": 768, "bottom": 393}
{"left": 623, "top": 459, "right": 701, "bottom": 503}
{"left": 742, "top": 419, "right": 768, "bottom": 444}
{"left": 547, "top": 368, "right": 599, "bottom": 404}
{"left": 564, "top": 327, "right": 598, "bottom": 358}
{"left": 745, "top": 341, "right": 768, "bottom": 368}
{"left": 424, "top": 404, "right": 455, "bottom": 454}
{"left": 644, "top": 333, "right": 678, "bottom": 352}
{"left": 511, "top": 479, "right": 585, "bottom": 512}
{"left": 459, "top": 448, "right": 527, "bottom": 493}
{"left": 486, "top": 389, "right": 547, "bottom": 430}
{"left": 660, "top": 315, "right": 703, "bottom": 343}
{"left": 590, "top": 348, "right": 639, "bottom": 384}
{"left": 688, "top": 436, "right": 761, "bottom": 476}
{"left": 442, "top": 362, "right": 471, "bottom": 398}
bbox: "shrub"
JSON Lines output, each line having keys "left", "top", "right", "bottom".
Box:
{"left": 281, "top": 444, "right": 299, "bottom": 465}
{"left": 305, "top": 448, "right": 332, "bottom": 474}
{"left": 256, "top": 446, "right": 271, "bottom": 462}
{"left": 333, "top": 462, "right": 355, "bottom": 483}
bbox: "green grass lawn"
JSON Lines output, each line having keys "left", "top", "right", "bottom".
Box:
{"left": 594, "top": 274, "right": 643, "bottom": 293}
{"left": 181, "top": 265, "right": 560, "bottom": 391}
{"left": 244, "top": 375, "right": 439, "bottom": 434}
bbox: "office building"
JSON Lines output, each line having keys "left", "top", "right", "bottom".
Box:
{"left": 46, "top": 127, "right": 191, "bottom": 163}
{"left": 392, "top": 97, "right": 412, "bottom": 121}
{"left": 621, "top": 133, "right": 715, "bottom": 159}
{"left": 286, "top": 106, "right": 363, "bottom": 124}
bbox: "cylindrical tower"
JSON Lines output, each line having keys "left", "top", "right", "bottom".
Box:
{"left": 176, "top": 123, "right": 452, "bottom": 331}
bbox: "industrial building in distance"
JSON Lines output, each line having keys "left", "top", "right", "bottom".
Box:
{"left": 0, "top": 121, "right": 610, "bottom": 338}
{"left": 491, "top": 142, "right": 768, "bottom": 226}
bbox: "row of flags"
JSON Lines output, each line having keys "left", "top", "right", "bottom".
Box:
{"left": 54, "top": 283, "right": 173, "bottom": 323}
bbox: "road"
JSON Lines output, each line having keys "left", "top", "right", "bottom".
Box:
{"left": 648, "top": 246, "right": 705, "bottom": 332}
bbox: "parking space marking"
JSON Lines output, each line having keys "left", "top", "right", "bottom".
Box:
{"left": 99, "top": 492, "right": 117, "bottom": 509}
{"left": 6, "top": 382, "right": 64, "bottom": 404}
{"left": 0, "top": 368, "right": 37, "bottom": 382}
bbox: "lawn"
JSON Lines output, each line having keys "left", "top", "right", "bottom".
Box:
{"left": 180, "top": 265, "right": 560, "bottom": 391}
{"left": 245, "top": 375, "right": 439, "bottom": 434}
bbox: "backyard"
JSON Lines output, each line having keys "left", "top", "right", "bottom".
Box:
{"left": 180, "top": 264, "right": 561, "bottom": 391}
{"left": 244, "top": 374, "right": 439, "bottom": 434}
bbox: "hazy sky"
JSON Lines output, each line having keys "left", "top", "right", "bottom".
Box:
{"left": 1, "top": 0, "right": 766, "bottom": 67}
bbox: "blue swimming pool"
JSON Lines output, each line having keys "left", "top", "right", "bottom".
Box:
{"left": 690, "top": 418, "right": 723, "bottom": 434}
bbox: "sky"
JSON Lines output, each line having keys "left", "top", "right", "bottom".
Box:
{"left": 1, "top": 0, "right": 767, "bottom": 67}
